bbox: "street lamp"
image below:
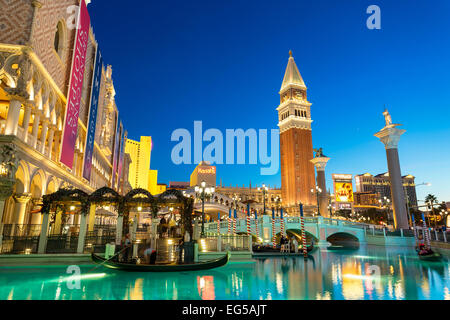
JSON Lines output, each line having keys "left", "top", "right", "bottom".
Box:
{"left": 195, "top": 181, "right": 215, "bottom": 238}
{"left": 311, "top": 186, "right": 322, "bottom": 216}
{"left": 404, "top": 182, "right": 430, "bottom": 227}
{"left": 258, "top": 184, "right": 269, "bottom": 215}
{"left": 379, "top": 196, "right": 391, "bottom": 226}
{"left": 274, "top": 196, "right": 282, "bottom": 216}
{"left": 232, "top": 194, "right": 241, "bottom": 210}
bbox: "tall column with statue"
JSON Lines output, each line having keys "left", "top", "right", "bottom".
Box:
{"left": 375, "top": 109, "right": 409, "bottom": 230}
{"left": 310, "top": 148, "right": 331, "bottom": 218}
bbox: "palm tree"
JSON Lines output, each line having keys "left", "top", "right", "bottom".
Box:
{"left": 425, "top": 194, "right": 438, "bottom": 228}
{"left": 425, "top": 194, "right": 437, "bottom": 203}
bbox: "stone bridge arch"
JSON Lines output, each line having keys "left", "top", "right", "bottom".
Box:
{"left": 326, "top": 232, "right": 360, "bottom": 248}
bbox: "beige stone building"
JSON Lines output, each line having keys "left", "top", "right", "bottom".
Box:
{"left": 0, "top": 1, "right": 131, "bottom": 243}
{"left": 215, "top": 184, "right": 282, "bottom": 214}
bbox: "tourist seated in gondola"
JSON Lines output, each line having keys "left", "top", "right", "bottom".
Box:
{"left": 418, "top": 243, "right": 434, "bottom": 256}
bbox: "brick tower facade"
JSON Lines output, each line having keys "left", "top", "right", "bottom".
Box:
{"left": 278, "top": 51, "right": 316, "bottom": 214}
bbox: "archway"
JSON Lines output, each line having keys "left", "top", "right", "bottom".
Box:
{"left": 41, "top": 188, "right": 89, "bottom": 254}
{"left": 88, "top": 186, "right": 121, "bottom": 234}
{"left": 29, "top": 171, "right": 44, "bottom": 225}
{"left": 280, "top": 229, "right": 318, "bottom": 245}
{"left": 326, "top": 232, "right": 360, "bottom": 249}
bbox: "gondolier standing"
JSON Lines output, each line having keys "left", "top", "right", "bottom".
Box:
{"left": 123, "top": 234, "right": 132, "bottom": 263}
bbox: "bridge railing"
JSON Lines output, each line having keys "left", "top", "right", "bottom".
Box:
{"left": 202, "top": 234, "right": 252, "bottom": 252}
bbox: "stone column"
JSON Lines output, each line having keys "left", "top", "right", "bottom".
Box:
{"left": 30, "top": 198, "right": 42, "bottom": 225}
{"left": 116, "top": 215, "right": 124, "bottom": 245}
{"left": 12, "top": 193, "right": 31, "bottom": 225}
{"left": 73, "top": 151, "right": 79, "bottom": 177}
{"left": 39, "top": 120, "right": 49, "bottom": 153}
{"left": 375, "top": 113, "right": 409, "bottom": 230}
{"left": 22, "top": 105, "right": 32, "bottom": 142}
{"left": 0, "top": 179, "right": 15, "bottom": 249}
{"left": 77, "top": 212, "right": 88, "bottom": 254}
{"left": 310, "top": 156, "right": 331, "bottom": 218}
{"left": 47, "top": 127, "right": 55, "bottom": 158}
{"left": 54, "top": 209, "right": 62, "bottom": 235}
{"left": 31, "top": 112, "right": 41, "bottom": 148}
{"left": 5, "top": 100, "right": 22, "bottom": 136}
{"left": 88, "top": 204, "right": 96, "bottom": 232}
{"left": 38, "top": 212, "right": 50, "bottom": 254}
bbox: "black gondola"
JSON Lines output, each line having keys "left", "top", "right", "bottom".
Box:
{"left": 91, "top": 252, "right": 230, "bottom": 272}
{"left": 418, "top": 252, "right": 443, "bottom": 262}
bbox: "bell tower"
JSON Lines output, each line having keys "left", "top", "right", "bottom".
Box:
{"left": 278, "top": 51, "right": 316, "bottom": 214}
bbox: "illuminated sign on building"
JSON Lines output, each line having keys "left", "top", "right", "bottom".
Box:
{"left": 333, "top": 174, "right": 354, "bottom": 204}
{"left": 334, "top": 182, "right": 354, "bottom": 203}
{"left": 190, "top": 161, "right": 216, "bottom": 187}
{"left": 60, "top": 0, "right": 90, "bottom": 168}
{"left": 82, "top": 47, "right": 102, "bottom": 181}
{"left": 198, "top": 167, "right": 216, "bottom": 175}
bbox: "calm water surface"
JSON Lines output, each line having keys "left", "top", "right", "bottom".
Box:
{"left": 0, "top": 246, "right": 449, "bottom": 300}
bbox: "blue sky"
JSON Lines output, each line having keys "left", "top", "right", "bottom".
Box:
{"left": 88, "top": 0, "right": 450, "bottom": 202}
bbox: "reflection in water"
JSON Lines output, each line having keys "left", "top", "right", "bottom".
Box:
{"left": 198, "top": 276, "right": 215, "bottom": 300}
{"left": 0, "top": 246, "right": 449, "bottom": 300}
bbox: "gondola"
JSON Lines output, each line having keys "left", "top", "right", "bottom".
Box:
{"left": 91, "top": 252, "right": 230, "bottom": 272}
{"left": 327, "top": 245, "right": 359, "bottom": 251}
{"left": 418, "top": 252, "right": 443, "bottom": 262}
{"left": 252, "top": 242, "right": 315, "bottom": 255}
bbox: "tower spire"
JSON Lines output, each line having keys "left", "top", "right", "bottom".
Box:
{"left": 281, "top": 51, "right": 306, "bottom": 92}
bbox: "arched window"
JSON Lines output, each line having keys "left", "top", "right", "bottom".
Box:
{"left": 54, "top": 20, "right": 66, "bottom": 58}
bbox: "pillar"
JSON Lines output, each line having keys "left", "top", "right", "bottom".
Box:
{"left": 12, "top": 193, "right": 31, "bottom": 227}
{"left": 73, "top": 151, "right": 79, "bottom": 176}
{"left": 47, "top": 128, "right": 55, "bottom": 158}
{"left": 22, "top": 105, "right": 32, "bottom": 142}
{"left": 0, "top": 179, "right": 15, "bottom": 248}
{"left": 316, "top": 216, "right": 331, "bottom": 247}
{"left": 31, "top": 112, "right": 41, "bottom": 148}
{"left": 39, "top": 120, "right": 48, "bottom": 153}
{"left": 5, "top": 100, "right": 22, "bottom": 136}
{"left": 375, "top": 114, "right": 409, "bottom": 230}
{"left": 116, "top": 215, "right": 124, "bottom": 245}
{"left": 0, "top": 199, "right": 6, "bottom": 249}
{"left": 77, "top": 212, "right": 88, "bottom": 254}
{"left": 54, "top": 209, "right": 62, "bottom": 235}
{"left": 311, "top": 156, "right": 331, "bottom": 218}
{"left": 30, "top": 200, "right": 42, "bottom": 225}
{"left": 38, "top": 212, "right": 50, "bottom": 254}
{"left": 88, "top": 204, "right": 96, "bottom": 232}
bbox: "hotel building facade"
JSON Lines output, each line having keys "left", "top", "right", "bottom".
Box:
{"left": 125, "top": 136, "right": 152, "bottom": 190}
{"left": 354, "top": 173, "right": 418, "bottom": 207}
{"left": 0, "top": 1, "right": 130, "bottom": 244}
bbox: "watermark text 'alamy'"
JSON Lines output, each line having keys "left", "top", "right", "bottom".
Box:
{"left": 171, "top": 121, "right": 279, "bottom": 176}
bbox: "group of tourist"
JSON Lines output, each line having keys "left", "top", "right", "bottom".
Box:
{"left": 279, "top": 236, "right": 300, "bottom": 254}
{"left": 118, "top": 234, "right": 158, "bottom": 264}
{"left": 158, "top": 216, "right": 182, "bottom": 238}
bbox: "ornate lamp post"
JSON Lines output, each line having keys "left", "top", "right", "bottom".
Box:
{"left": 232, "top": 194, "right": 241, "bottom": 210}
{"left": 311, "top": 186, "right": 322, "bottom": 216}
{"left": 328, "top": 200, "right": 333, "bottom": 218}
{"left": 379, "top": 196, "right": 391, "bottom": 226}
{"left": 258, "top": 184, "right": 269, "bottom": 215}
{"left": 274, "top": 196, "right": 282, "bottom": 216}
{"left": 195, "top": 182, "right": 215, "bottom": 238}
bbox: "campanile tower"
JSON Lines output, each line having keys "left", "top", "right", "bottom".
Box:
{"left": 278, "top": 51, "right": 316, "bottom": 213}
